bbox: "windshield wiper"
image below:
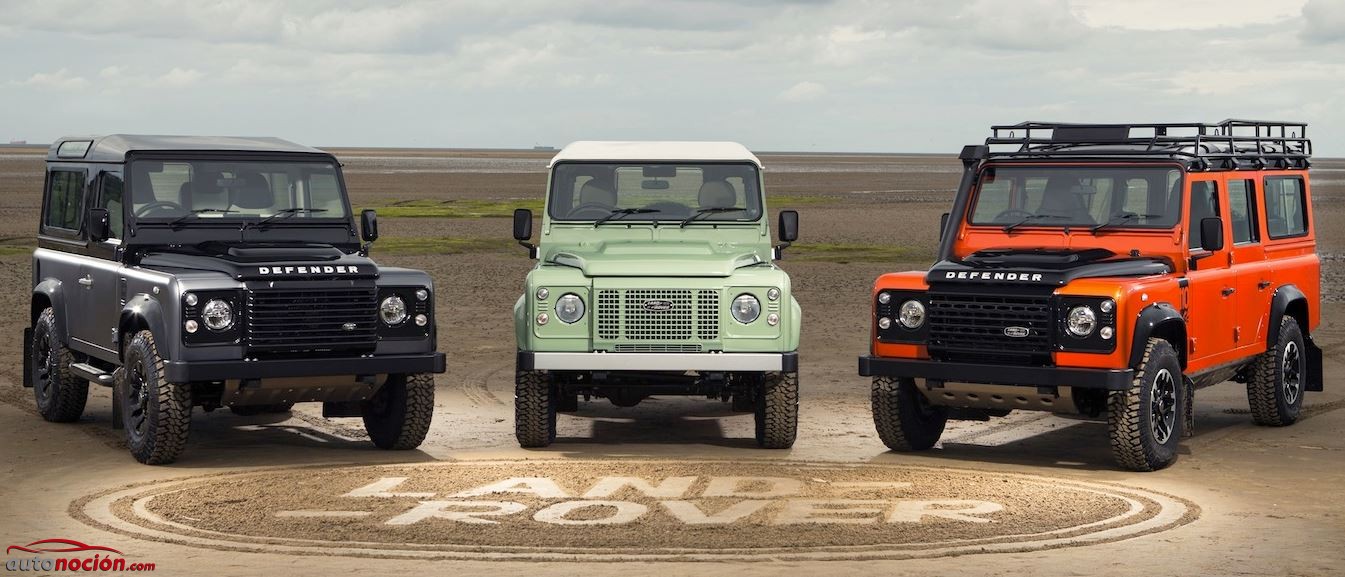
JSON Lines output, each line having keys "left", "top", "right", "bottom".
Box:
{"left": 593, "top": 208, "right": 657, "bottom": 227}
{"left": 251, "top": 207, "right": 329, "bottom": 230}
{"left": 169, "top": 208, "right": 236, "bottom": 229}
{"left": 1002, "top": 214, "right": 1070, "bottom": 233}
{"left": 1091, "top": 212, "right": 1163, "bottom": 233}
{"left": 680, "top": 207, "right": 746, "bottom": 228}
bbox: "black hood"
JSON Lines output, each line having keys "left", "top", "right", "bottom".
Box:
{"left": 138, "top": 243, "right": 378, "bottom": 281}
{"left": 928, "top": 247, "right": 1171, "bottom": 287}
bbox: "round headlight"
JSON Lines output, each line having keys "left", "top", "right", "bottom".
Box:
{"left": 555, "top": 293, "right": 585, "bottom": 324}
{"left": 415, "top": 288, "right": 429, "bottom": 301}
{"left": 899, "top": 300, "right": 925, "bottom": 329}
{"left": 184, "top": 293, "right": 198, "bottom": 306}
{"left": 380, "top": 295, "right": 408, "bottom": 326}
{"left": 877, "top": 292, "right": 892, "bottom": 305}
{"left": 1099, "top": 299, "right": 1115, "bottom": 313}
{"left": 535, "top": 287, "right": 549, "bottom": 300}
{"left": 184, "top": 320, "right": 199, "bottom": 334}
{"left": 878, "top": 317, "right": 892, "bottom": 329}
{"left": 202, "top": 299, "right": 234, "bottom": 331}
{"left": 767, "top": 287, "right": 781, "bottom": 301}
{"left": 1067, "top": 306, "right": 1097, "bottom": 337}
{"left": 731, "top": 294, "right": 761, "bottom": 324}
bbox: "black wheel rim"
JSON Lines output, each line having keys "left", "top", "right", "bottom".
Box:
{"left": 125, "top": 355, "right": 150, "bottom": 442}
{"left": 1283, "top": 341, "right": 1301, "bottom": 405}
{"left": 34, "top": 329, "right": 54, "bottom": 406}
{"left": 1149, "top": 368, "right": 1177, "bottom": 445}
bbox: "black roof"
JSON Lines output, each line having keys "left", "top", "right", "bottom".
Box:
{"left": 983, "top": 120, "right": 1311, "bottom": 170}
{"left": 48, "top": 134, "right": 327, "bottom": 163}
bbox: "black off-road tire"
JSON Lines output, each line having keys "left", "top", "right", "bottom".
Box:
{"left": 31, "top": 308, "right": 88, "bottom": 423}
{"left": 230, "top": 402, "right": 295, "bottom": 416}
{"left": 754, "top": 371, "right": 798, "bottom": 449}
{"left": 362, "top": 373, "right": 435, "bottom": 450}
{"left": 122, "top": 330, "right": 192, "bottom": 465}
{"left": 1109, "top": 338, "right": 1183, "bottom": 472}
{"left": 515, "top": 370, "right": 556, "bottom": 448}
{"left": 1247, "top": 316, "right": 1306, "bottom": 426}
{"left": 871, "top": 376, "right": 947, "bottom": 451}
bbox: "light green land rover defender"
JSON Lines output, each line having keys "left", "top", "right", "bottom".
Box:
{"left": 511, "top": 141, "right": 801, "bottom": 449}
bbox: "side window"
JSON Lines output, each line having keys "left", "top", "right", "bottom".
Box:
{"left": 1264, "top": 177, "right": 1308, "bottom": 239}
{"left": 1187, "top": 180, "right": 1220, "bottom": 250}
{"left": 43, "top": 170, "right": 86, "bottom": 232}
{"left": 100, "top": 172, "right": 125, "bottom": 240}
{"left": 1227, "top": 179, "right": 1257, "bottom": 245}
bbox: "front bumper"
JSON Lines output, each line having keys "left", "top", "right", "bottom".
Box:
{"left": 520, "top": 351, "right": 798, "bottom": 372}
{"left": 165, "top": 352, "right": 446, "bottom": 383}
{"left": 858, "top": 356, "right": 1133, "bottom": 391}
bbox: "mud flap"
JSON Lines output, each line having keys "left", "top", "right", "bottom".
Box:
{"left": 1182, "top": 376, "right": 1195, "bottom": 438}
{"left": 323, "top": 401, "right": 364, "bottom": 418}
{"left": 111, "top": 369, "right": 124, "bottom": 430}
{"left": 22, "top": 328, "right": 33, "bottom": 387}
{"left": 1306, "top": 336, "right": 1324, "bottom": 392}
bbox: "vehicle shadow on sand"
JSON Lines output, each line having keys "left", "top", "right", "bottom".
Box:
{"left": 548, "top": 397, "right": 765, "bottom": 451}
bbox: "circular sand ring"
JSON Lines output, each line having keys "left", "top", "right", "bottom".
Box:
{"left": 74, "top": 460, "right": 1197, "bottom": 561}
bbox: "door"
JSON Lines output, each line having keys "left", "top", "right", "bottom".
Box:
{"left": 1227, "top": 177, "right": 1269, "bottom": 352}
{"left": 81, "top": 171, "right": 127, "bottom": 354}
{"left": 1183, "top": 177, "right": 1238, "bottom": 367}
{"left": 41, "top": 168, "right": 98, "bottom": 347}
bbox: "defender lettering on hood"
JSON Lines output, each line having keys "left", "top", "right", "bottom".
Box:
{"left": 257, "top": 265, "right": 361, "bottom": 276}
{"left": 943, "top": 271, "right": 1044, "bottom": 282}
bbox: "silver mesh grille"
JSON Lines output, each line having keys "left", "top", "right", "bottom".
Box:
{"left": 613, "top": 343, "right": 703, "bottom": 353}
{"left": 595, "top": 289, "right": 720, "bottom": 342}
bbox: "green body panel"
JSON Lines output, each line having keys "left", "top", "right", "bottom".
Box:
{"left": 515, "top": 163, "right": 800, "bottom": 359}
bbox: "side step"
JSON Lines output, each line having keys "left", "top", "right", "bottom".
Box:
{"left": 70, "top": 363, "right": 116, "bottom": 386}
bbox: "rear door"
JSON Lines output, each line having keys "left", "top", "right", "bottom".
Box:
{"left": 1227, "top": 177, "right": 1269, "bottom": 352}
{"left": 1183, "top": 177, "right": 1238, "bottom": 366}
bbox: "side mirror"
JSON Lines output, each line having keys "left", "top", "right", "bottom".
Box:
{"left": 939, "top": 212, "right": 950, "bottom": 242}
{"left": 778, "top": 210, "right": 799, "bottom": 242}
{"left": 1199, "top": 217, "right": 1224, "bottom": 252}
{"left": 513, "top": 208, "right": 533, "bottom": 241}
{"left": 360, "top": 209, "right": 379, "bottom": 242}
{"left": 87, "top": 207, "right": 110, "bottom": 242}
{"left": 513, "top": 208, "right": 537, "bottom": 259}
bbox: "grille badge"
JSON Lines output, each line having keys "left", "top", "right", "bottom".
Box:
{"left": 1004, "top": 326, "right": 1031, "bottom": 338}
{"left": 643, "top": 300, "right": 674, "bottom": 312}
{"left": 342, "top": 322, "right": 358, "bottom": 331}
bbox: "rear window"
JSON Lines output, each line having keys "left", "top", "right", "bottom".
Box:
{"left": 1263, "top": 176, "right": 1308, "bottom": 239}
{"left": 44, "top": 170, "right": 85, "bottom": 231}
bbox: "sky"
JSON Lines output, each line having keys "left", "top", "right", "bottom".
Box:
{"left": 2, "top": 0, "right": 1343, "bottom": 154}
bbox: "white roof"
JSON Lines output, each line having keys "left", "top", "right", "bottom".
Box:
{"left": 548, "top": 141, "right": 762, "bottom": 168}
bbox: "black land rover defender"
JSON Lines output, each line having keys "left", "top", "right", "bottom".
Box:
{"left": 25, "top": 135, "right": 446, "bottom": 464}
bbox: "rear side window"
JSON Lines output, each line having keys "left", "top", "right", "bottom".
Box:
{"left": 1188, "top": 181, "right": 1220, "bottom": 250}
{"left": 1228, "top": 179, "right": 1258, "bottom": 244}
{"left": 1263, "top": 177, "right": 1308, "bottom": 239}
{"left": 44, "top": 170, "right": 86, "bottom": 231}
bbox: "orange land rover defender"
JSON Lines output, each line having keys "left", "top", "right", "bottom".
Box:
{"left": 859, "top": 121, "right": 1323, "bottom": 471}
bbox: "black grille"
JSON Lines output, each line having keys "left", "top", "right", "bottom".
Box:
{"left": 246, "top": 286, "right": 379, "bottom": 356}
{"left": 927, "top": 292, "right": 1054, "bottom": 365}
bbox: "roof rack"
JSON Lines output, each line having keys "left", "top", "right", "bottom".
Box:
{"left": 985, "top": 120, "right": 1311, "bottom": 170}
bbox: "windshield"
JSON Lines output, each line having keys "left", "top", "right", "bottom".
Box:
{"left": 969, "top": 166, "right": 1182, "bottom": 229}
{"left": 128, "top": 159, "right": 349, "bottom": 221}
{"left": 548, "top": 163, "right": 762, "bottom": 222}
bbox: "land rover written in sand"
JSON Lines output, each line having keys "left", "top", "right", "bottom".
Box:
{"left": 511, "top": 141, "right": 801, "bottom": 448}
{"left": 860, "top": 121, "right": 1323, "bottom": 471}
{"left": 26, "top": 135, "right": 445, "bottom": 464}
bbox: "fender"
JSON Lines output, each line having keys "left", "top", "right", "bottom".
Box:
{"left": 118, "top": 293, "right": 170, "bottom": 361}
{"left": 513, "top": 294, "right": 529, "bottom": 353}
{"left": 788, "top": 296, "right": 803, "bottom": 352}
{"left": 1266, "top": 285, "right": 1323, "bottom": 392}
{"left": 26, "top": 280, "right": 67, "bottom": 387}
{"left": 1129, "top": 303, "right": 1186, "bottom": 369}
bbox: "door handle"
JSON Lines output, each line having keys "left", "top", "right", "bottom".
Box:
{"left": 1221, "top": 287, "right": 1235, "bottom": 297}
{"left": 78, "top": 275, "right": 93, "bottom": 287}
{"left": 1258, "top": 280, "right": 1272, "bottom": 290}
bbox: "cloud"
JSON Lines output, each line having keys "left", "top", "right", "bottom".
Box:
{"left": 155, "top": 67, "right": 203, "bottom": 87}
{"left": 13, "top": 68, "right": 87, "bottom": 89}
{"left": 1301, "top": 0, "right": 1345, "bottom": 44}
{"left": 779, "top": 81, "right": 828, "bottom": 102}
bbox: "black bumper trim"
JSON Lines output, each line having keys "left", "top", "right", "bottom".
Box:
{"left": 165, "top": 352, "right": 446, "bottom": 383}
{"left": 858, "top": 356, "right": 1133, "bottom": 390}
{"left": 518, "top": 351, "right": 799, "bottom": 373}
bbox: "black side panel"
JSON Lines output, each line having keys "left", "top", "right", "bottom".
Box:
{"left": 1306, "top": 337, "right": 1323, "bottom": 392}
{"left": 22, "top": 327, "right": 33, "bottom": 387}
{"left": 1130, "top": 303, "right": 1185, "bottom": 369}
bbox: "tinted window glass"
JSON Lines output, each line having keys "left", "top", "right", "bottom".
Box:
{"left": 100, "top": 172, "right": 125, "bottom": 239}
{"left": 1228, "top": 179, "right": 1257, "bottom": 244}
{"left": 1264, "top": 177, "right": 1308, "bottom": 238}
{"left": 548, "top": 163, "right": 762, "bottom": 222}
{"left": 970, "top": 166, "right": 1181, "bottom": 228}
{"left": 44, "top": 170, "right": 85, "bottom": 231}
{"left": 128, "top": 160, "right": 348, "bottom": 220}
{"left": 1188, "top": 181, "right": 1220, "bottom": 250}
